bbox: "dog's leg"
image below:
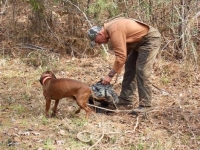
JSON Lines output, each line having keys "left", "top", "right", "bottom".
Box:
{"left": 84, "top": 104, "right": 92, "bottom": 120}
{"left": 75, "top": 108, "right": 81, "bottom": 114}
{"left": 76, "top": 103, "right": 91, "bottom": 119}
{"left": 45, "top": 96, "right": 51, "bottom": 117}
{"left": 76, "top": 93, "right": 92, "bottom": 119}
{"left": 51, "top": 99, "right": 59, "bottom": 117}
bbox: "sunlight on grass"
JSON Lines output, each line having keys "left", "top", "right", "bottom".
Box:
{"left": 101, "top": 48, "right": 109, "bottom": 60}
{"left": 43, "top": 138, "right": 54, "bottom": 150}
{"left": 10, "top": 104, "right": 25, "bottom": 114}
{"left": 71, "top": 117, "right": 88, "bottom": 127}
{"left": 68, "top": 139, "right": 88, "bottom": 149}
{"left": 0, "top": 59, "right": 7, "bottom": 67}
{"left": 41, "top": 116, "right": 50, "bottom": 125}
{"left": 22, "top": 92, "right": 31, "bottom": 101}
{"left": 160, "top": 76, "right": 170, "bottom": 84}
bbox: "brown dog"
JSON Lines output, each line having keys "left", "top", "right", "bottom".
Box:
{"left": 39, "top": 71, "right": 100, "bottom": 119}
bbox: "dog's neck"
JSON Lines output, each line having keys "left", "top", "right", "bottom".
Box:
{"left": 42, "top": 76, "right": 52, "bottom": 85}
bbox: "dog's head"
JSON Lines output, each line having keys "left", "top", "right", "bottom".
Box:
{"left": 39, "top": 71, "right": 56, "bottom": 85}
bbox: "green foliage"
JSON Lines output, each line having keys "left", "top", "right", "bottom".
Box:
{"left": 88, "top": 0, "right": 119, "bottom": 21}
{"left": 44, "top": 138, "right": 54, "bottom": 149}
{"left": 28, "top": 0, "right": 41, "bottom": 11}
{"left": 23, "top": 92, "right": 31, "bottom": 101}
{"left": 160, "top": 77, "right": 170, "bottom": 84}
{"left": 10, "top": 104, "right": 25, "bottom": 114}
{"left": 101, "top": 48, "right": 108, "bottom": 60}
{"left": 42, "top": 116, "right": 49, "bottom": 125}
{"left": 71, "top": 117, "right": 87, "bottom": 127}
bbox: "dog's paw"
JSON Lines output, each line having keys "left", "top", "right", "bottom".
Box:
{"left": 75, "top": 109, "right": 81, "bottom": 114}
{"left": 51, "top": 113, "right": 56, "bottom": 117}
{"left": 45, "top": 113, "right": 52, "bottom": 118}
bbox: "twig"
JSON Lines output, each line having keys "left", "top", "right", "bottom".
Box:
{"left": 44, "top": 19, "right": 60, "bottom": 43}
{"left": 63, "top": 0, "right": 92, "bottom": 27}
{"left": 63, "top": 0, "right": 108, "bottom": 56}
{"left": 0, "top": 0, "right": 8, "bottom": 15}
{"left": 125, "top": 115, "right": 141, "bottom": 134}
{"left": 77, "top": 130, "right": 121, "bottom": 143}
{"left": 87, "top": 103, "right": 132, "bottom": 113}
{"left": 77, "top": 130, "right": 91, "bottom": 143}
{"left": 152, "top": 84, "right": 170, "bottom": 95}
{"left": 133, "top": 115, "right": 140, "bottom": 132}
{"left": 88, "top": 103, "right": 116, "bottom": 112}
{"left": 16, "top": 43, "right": 48, "bottom": 51}
{"left": 88, "top": 117, "right": 105, "bottom": 150}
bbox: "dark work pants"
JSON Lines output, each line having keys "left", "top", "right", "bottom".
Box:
{"left": 119, "top": 27, "right": 161, "bottom": 107}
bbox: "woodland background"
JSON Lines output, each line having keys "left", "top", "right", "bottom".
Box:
{"left": 0, "top": 0, "right": 200, "bottom": 150}
{"left": 1, "top": 0, "right": 200, "bottom": 62}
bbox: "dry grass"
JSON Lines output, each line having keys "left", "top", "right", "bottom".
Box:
{"left": 0, "top": 50, "right": 199, "bottom": 150}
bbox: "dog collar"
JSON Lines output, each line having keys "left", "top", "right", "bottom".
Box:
{"left": 42, "top": 76, "right": 52, "bottom": 85}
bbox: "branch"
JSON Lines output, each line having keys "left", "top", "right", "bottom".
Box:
{"left": 63, "top": 0, "right": 108, "bottom": 56}
{"left": 88, "top": 118, "right": 105, "bottom": 150}
{"left": 125, "top": 115, "right": 141, "bottom": 133}
{"left": 63, "top": 0, "right": 92, "bottom": 27}
{"left": 0, "top": 0, "right": 8, "bottom": 15}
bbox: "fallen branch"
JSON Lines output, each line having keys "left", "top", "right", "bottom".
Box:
{"left": 87, "top": 103, "right": 132, "bottom": 113}
{"left": 17, "top": 43, "right": 48, "bottom": 51}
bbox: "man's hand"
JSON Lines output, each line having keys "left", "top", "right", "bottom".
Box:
{"left": 102, "top": 75, "right": 112, "bottom": 84}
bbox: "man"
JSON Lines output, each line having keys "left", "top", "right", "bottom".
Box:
{"left": 87, "top": 18, "right": 161, "bottom": 113}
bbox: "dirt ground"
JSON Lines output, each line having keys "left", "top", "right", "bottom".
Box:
{"left": 0, "top": 50, "right": 199, "bottom": 150}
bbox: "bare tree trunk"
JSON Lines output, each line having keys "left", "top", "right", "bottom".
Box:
{"left": 29, "top": 0, "right": 46, "bottom": 34}
{"left": 178, "top": 0, "right": 192, "bottom": 52}
{"left": 178, "top": 0, "right": 185, "bottom": 51}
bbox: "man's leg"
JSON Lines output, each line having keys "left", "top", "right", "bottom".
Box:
{"left": 133, "top": 36, "right": 161, "bottom": 112}
{"left": 118, "top": 50, "right": 138, "bottom": 106}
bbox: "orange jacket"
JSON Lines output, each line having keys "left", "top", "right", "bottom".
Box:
{"left": 103, "top": 18, "right": 149, "bottom": 74}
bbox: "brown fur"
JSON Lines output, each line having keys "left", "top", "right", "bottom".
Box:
{"left": 39, "top": 71, "right": 102, "bottom": 119}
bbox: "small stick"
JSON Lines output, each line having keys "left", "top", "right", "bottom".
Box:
{"left": 88, "top": 117, "right": 105, "bottom": 150}
{"left": 87, "top": 103, "right": 132, "bottom": 113}
{"left": 125, "top": 115, "right": 141, "bottom": 133}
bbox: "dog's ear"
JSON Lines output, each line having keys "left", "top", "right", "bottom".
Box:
{"left": 46, "top": 70, "right": 56, "bottom": 78}
{"left": 52, "top": 73, "right": 56, "bottom": 78}
{"left": 45, "top": 70, "right": 52, "bottom": 74}
{"left": 39, "top": 76, "right": 43, "bottom": 85}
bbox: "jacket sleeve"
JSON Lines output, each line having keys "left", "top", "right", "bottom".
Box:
{"left": 109, "top": 30, "right": 127, "bottom": 74}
